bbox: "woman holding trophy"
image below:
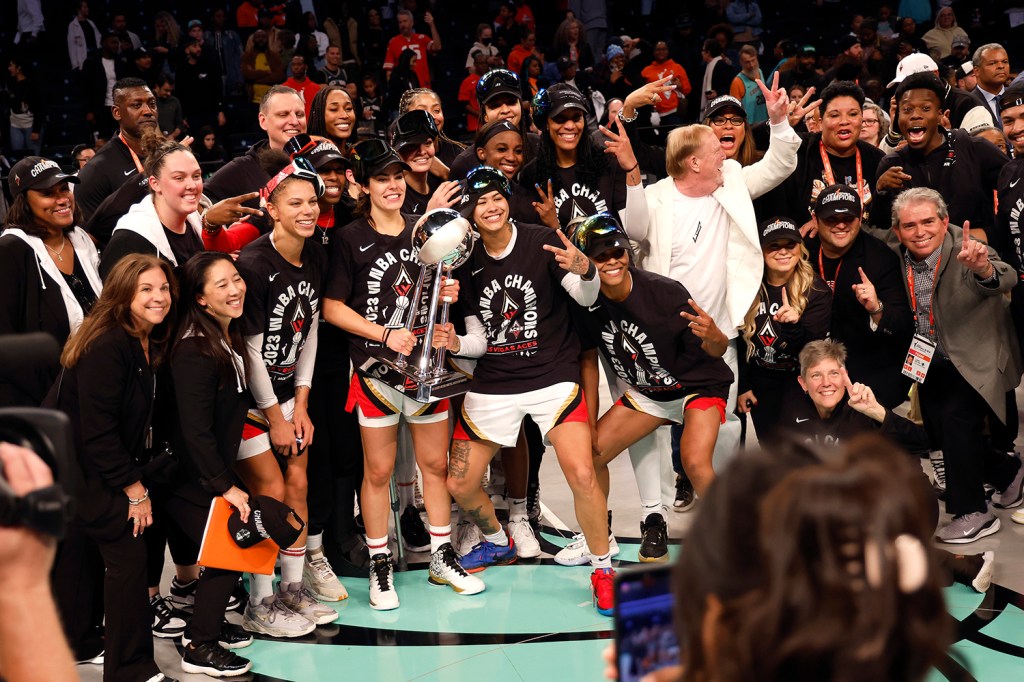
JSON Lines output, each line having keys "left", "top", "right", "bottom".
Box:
{"left": 323, "top": 139, "right": 482, "bottom": 611}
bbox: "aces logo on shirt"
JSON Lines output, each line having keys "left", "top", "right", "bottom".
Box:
{"left": 600, "top": 319, "right": 680, "bottom": 392}
{"left": 265, "top": 280, "right": 319, "bottom": 380}
{"left": 479, "top": 274, "right": 539, "bottom": 354}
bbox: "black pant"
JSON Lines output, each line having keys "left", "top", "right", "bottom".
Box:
{"left": 162, "top": 493, "right": 241, "bottom": 644}
{"left": 918, "top": 357, "right": 1020, "bottom": 517}
{"left": 145, "top": 494, "right": 199, "bottom": 587}
{"left": 52, "top": 517, "right": 105, "bottom": 660}
{"left": 747, "top": 371, "right": 803, "bottom": 442}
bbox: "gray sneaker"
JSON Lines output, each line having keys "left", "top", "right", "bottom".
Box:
{"left": 992, "top": 454, "right": 1024, "bottom": 509}
{"left": 241, "top": 595, "right": 315, "bottom": 638}
{"left": 277, "top": 582, "right": 339, "bottom": 625}
{"left": 935, "top": 510, "right": 1001, "bottom": 544}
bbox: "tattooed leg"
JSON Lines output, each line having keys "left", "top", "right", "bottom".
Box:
{"left": 445, "top": 438, "right": 500, "bottom": 533}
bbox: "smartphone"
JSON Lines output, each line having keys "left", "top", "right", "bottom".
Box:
{"left": 615, "top": 564, "right": 680, "bottom": 682}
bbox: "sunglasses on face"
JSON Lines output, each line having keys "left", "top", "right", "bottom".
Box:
{"left": 593, "top": 247, "right": 627, "bottom": 263}
{"left": 710, "top": 115, "right": 745, "bottom": 126}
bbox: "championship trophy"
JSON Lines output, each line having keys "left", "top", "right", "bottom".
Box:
{"left": 364, "top": 208, "right": 475, "bottom": 402}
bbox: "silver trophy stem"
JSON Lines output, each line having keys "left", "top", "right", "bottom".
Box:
{"left": 394, "top": 267, "right": 429, "bottom": 369}
{"left": 432, "top": 266, "right": 453, "bottom": 376}
{"left": 418, "top": 266, "right": 445, "bottom": 377}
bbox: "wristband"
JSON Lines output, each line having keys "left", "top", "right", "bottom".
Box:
{"left": 128, "top": 488, "right": 149, "bottom": 506}
{"left": 201, "top": 212, "right": 221, "bottom": 234}
{"left": 625, "top": 163, "right": 639, "bottom": 173}
{"left": 382, "top": 327, "right": 392, "bottom": 344}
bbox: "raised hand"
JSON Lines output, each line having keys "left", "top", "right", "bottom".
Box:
{"left": 757, "top": 72, "right": 789, "bottom": 125}
{"left": 204, "top": 191, "right": 264, "bottom": 228}
{"left": 600, "top": 115, "right": 639, "bottom": 172}
{"left": 426, "top": 180, "right": 463, "bottom": 211}
{"left": 543, "top": 229, "right": 592, "bottom": 276}
{"left": 681, "top": 298, "right": 728, "bottom": 357}
{"left": 957, "top": 219, "right": 995, "bottom": 277}
{"left": 773, "top": 287, "right": 800, "bottom": 324}
{"left": 852, "top": 267, "right": 880, "bottom": 314}
{"left": 799, "top": 218, "right": 818, "bottom": 239}
{"left": 623, "top": 76, "right": 675, "bottom": 113}
{"left": 787, "top": 86, "right": 823, "bottom": 128}
{"left": 842, "top": 368, "right": 885, "bottom": 422}
{"left": 876, "top": 165, "right": 911, "bottom": 192}
{"left": 532, "top": 179, "right": 559, "bottom": 229}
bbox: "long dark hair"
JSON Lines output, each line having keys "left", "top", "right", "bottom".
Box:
{"left": 4, "top": 189, "right": 83, "bottom": 238}
{"left": 308, "top": 85, "right": 354, "bottom": 150}
{"left": 172, "top": 251, "right": 249, "bottom": 380}
{"left": 533, "top": 115, "right": 607, "bottom": 193}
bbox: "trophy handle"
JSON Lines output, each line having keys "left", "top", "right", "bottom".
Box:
{"left": 394, "top": 267, "right": 429, "bottom": 369}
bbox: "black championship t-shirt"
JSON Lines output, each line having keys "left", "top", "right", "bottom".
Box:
{"left": 237, "top": 234, "right": 327, "bottom": 404}
{"left": 457, "top": 222, "right": 585, "bottom": 394}
{"left": 164, "top": 224, "right": 204, "bottom": 266}
{"left": 310, "top": 204, "right": 355, "bottom": 373}
{"left": 549, "top": 165, "right": 626, "bottom": 228}
{"left": 325, "top": 215, "right": 435, "bottom": 384}
{"left": 573, "top": 268, "right": 733, "bottom": 400}
{"left": 745, "top": 280, "right": 832, "bottom": 375}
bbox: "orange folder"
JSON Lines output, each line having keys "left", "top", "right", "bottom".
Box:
{"left": 198, "top": 497, "right": 278, "bottom": 575}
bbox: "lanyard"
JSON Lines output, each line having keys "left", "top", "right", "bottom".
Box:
{"left": 906, "top": 256, "right": 942, "bottom": 336}
{"left": 119, "top": 132, "right": 144, "bottom": 174}
{"left": 817, "top": 249, "right": 842, "bottom": 293}
{"left": 819, "top": 141, "right": 865, "bottom": 205}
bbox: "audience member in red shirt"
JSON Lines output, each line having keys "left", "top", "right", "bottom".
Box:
{"left": 282, "top": 54, "right": 323, "bottom": 118}
{"left": 507, "top": 31, "right": 537, "bottom": 75}
{"left": 640, "top": 41, "right": 692, "bottom": 125}
{"left": 460, "top": 53, "right": 489, "bottom": 133}
{"left": 383, "top": 9, "right": 442, "bottom": 88}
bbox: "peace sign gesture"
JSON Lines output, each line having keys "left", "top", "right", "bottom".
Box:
{"left": 773, "top": 287, "right": 800, "bottom": 324}
{"left": 542, "top": 229, "right": 592, "bottom": 276}
{"left": 532, "top": 179, "right": 559, "bottom": 229}
{"left": 787, "top": 86, "right": 824, "bottom": 128}
{"left": 957, "top": 220, "right": 995, "bottom": 278}
{"left": 756, "top": 72, "right": 790, "bottom": 125}
{"left": 852, "top": 267, "right": 880, "bottom": 314}
{"left": 681, "top": 298, "right": 728, "bottom": 357}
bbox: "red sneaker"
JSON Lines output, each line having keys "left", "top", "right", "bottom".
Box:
{"left": 591, "top": 568, "right": 615, "bottom": 616}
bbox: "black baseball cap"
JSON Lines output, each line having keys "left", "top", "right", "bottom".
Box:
{"left": 556, "top": 56, "right": 575, "bottom": 72}
{"left": 759, "top": 217, "right": 802, "bottom": 246}
{"left": 1001, "top": 83, "right": 1024, "bottom": 111}
{"left": 703, "top": 95, "right": 746, "bottom": 121}
{"left": 286, "top": 134, "right": 347, "bottom": 170}
{"left": 350, "top": 139, "right": 410, "bottom": 185}
{"left": 571, "top": 213, "right": 631, "bottom": 259}
{"left": 476, "top": 69, "right": 522, "bottom": 106}
{"left": 227, "top": 495, "right": 305, "bottom": 549}
{"left": 391, "top": 109, "right": 439, "bottom": 151}
{"left": 542, "top": 84, "right": 589, "bottom": 120}
{"left": 813, "top": 183, "right": 862, "bottom": 220}
{"left": 8, "top": 157, "right": 79, "bottom": 198}
{"left": 460, "top": 165, "right": 512, "bottom": 217}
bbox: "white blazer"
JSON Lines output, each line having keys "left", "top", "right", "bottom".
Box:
{"left": 67, "top": 17, "right": 101, "bottom": 70}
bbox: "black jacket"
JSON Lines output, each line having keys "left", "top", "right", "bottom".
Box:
{"left": 203, "top": 140, "right": 269, "bottom": 209}
{"left": 83, "top": 173, "right": 149, "bottom": 246}
{"left": 805, "top": 231, "right": 915, "bottom": 409}
{"left": 168, "top": 337, "right": 248, "bottom": 506}
{"left": 45, "top": 327, "right": 154, "bottom": 538}
{"left": 76, "top": 136, "right": 140, "bottom": 227}
{"left": 780, "top": 392, "right": 930, "bottom": 453}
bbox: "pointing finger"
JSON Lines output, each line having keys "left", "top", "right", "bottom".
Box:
{"left": 841, "top": 367, "right": 855, "bottom": 391}
{"left": 780, "top": 287, "right": 789, "bottom": 307}
{"left": 857, "top": 266, "right": 871, "bottom": 284}
{"left": 686, "top": 298, "right": 706, "bottom": 317}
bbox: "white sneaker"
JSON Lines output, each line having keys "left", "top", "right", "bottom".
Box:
{"left": 1013, "top": 508, "right": 1024, "bottom": 525}
{"left": 368, "top": 553, "right": 399, "bottom": 611}
{"left": 277, "top": 581, "right": 339, "bottom": 625}
{"left": 303, "top": 547, "right": 348, "bottom": 601}
{"left": 428, "top": 543, "right": 485, "bottom": 595}
{"left": 453, "top": 517, "right": 483, "bottom": 556}
{"left": 508, "top": 519, "right": 541, "bottom": 558}
{"left": 554, "top": 532, "right": 620, "bottom": 566}
{"left": 241, "top": 595, "right": 315, "bottom": 638}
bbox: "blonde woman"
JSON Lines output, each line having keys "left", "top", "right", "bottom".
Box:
{"left": 738, "top": 217, "right": 831, "bottom": 440}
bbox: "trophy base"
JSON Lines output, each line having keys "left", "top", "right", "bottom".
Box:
{"left": 359, "top": 358, "right": 472, "bottom": 403}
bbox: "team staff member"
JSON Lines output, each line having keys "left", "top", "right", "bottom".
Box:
{"left": 50, "top": 256, "right": 178, "bottom": 682}
{"left": 570, "top": 215, "right": 733, "bottom": 564}
{"left": 100, "top": 136, "right": 204, "bottom": 279}
{"left": 167, "top": 253, "right": 253, "bottom": 677}
{"left": 0, "top": 157, "right": 100, "bottom": 406}
{"left": 738, "top": 217, "right": 831, "bottom": 440}
{"left": 437, "top": 169, "right": 616, "bottom": 616}
{"left": 323, "top": 141, "right": 481, "bottom": 611}
{"left": 995, "top": 83, "right": 1024, "bottom": 355}
{"left": 805, "top": 185, "right": 914, "bottom": 409}
{"left": 235, "top": 157, "right": 339, "bottom": 636}
{"left": 871, "top": 188, "right": 1024, "bottom": 544}
{"left": 76, "top": 78, "right": 159, "bottom": 231}
{"left": 874, "top": 73, "right": 1007, "bottom": 237}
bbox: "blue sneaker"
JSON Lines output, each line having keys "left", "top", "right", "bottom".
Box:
{"left": 460, "top": 539, "right": 517, "bottom": 573}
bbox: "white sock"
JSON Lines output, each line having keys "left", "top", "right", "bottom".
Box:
{"left": 429, "top": 524, "right": 452, "bottom": 553}
{"left": 250, "top": 573, "right": 274, "bottom": 602}
{"left": 279, "top": 547, "right": 305, "bottom": 584}
{"left": 366, "top": 534, "right": 391, "bottom": 558}
{"left": 640, "top": 500, "right": 662, "bottom": 522}
{"left": 306, "top": 531, "right": 323, "bottom": 552}
{"left": 483, "top": 528, "right": 509, "bottom": 546}
{"left": 590, "top": 551, "right": 612, "bottom": 570}
{"left": 508, "top": 497, "right": 528, "bottom": 522}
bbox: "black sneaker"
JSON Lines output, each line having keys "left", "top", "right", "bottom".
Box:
{"left": 673, "top": 475, "right": 696, "bottom": 512}
{"left": 167, "top": 577, "right": 197, "bottom": 614}
{"left": 527, "top": 482, "right": 541, "bottom": 524}
{"left": 225, "top": 577, "right": 248, "bottom": 614}
{"left": 638, "top": 512, "right": 669, "bottom": 563}
{"left": 181, "top": 641, "right": 252, "bottom": 677}
{"left": 150, "top": 595, "right": 186, "bottom": 639}
{"left": 401, "top": 506, "right": 430, "bottom": 552}
{"left": 182, "top": 621, "right": 254, "bottom": 651}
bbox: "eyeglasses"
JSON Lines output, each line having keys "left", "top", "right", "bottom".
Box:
{"left": 570, "top": 212, "right": 626, "bottom": 253}
{"left": 710, "top": 115, "right": 745, "bottom": 126}
{"left": 593, "top": 247, "right": 627, "bottom": 263}
{"left": 465, "top": 165, "right": 512, "bottom": 198}
{"left": 476, "top": 69, "right": 520, "bottom": 100}
{"left": 262, "top": 155, "right": 325, "bottom": 199}
{"left": 862, "top": 118, "right": 879, "bottom": 126}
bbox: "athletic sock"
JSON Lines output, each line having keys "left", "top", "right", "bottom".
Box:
{"left": 366, "top": 534, "right": 391, "bottom": 558}
{"left": 508, "top": 497, "right": 528, "bottom": 522}
{"left": 640, "top": 500, "right": 662, "bottom": 522}
{"left": 306, "top": 531, "right": 323, "bottom": 552}
{"left": 590, "top": 551, "right": 612, "bottom": 570}
{"left": 279, "top": 547, "right": 305, "bottom": 584}
{"left": 429, "top": 524, "right": 452, "bottom": 553}
{"left": 250, "top": 573, "right": 274, "bottom": 602}
{"left": 483, "top": 528, "right": 509, "bottom": 546}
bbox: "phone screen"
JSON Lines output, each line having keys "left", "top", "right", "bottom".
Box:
{"left": 615, "top": 565, "right": 679, "bottom": 682}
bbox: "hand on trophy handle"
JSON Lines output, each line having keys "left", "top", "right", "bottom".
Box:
{"left": 384, "top": 327, "right": 417, "bottom": 355}
{"left": 431, "top": 322, "right": 458, "bottom": 350}
{"left": 439, "top": 277, "right": 460, "bottom": 305}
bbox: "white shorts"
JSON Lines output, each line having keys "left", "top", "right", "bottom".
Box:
{"left": 616, "top": 386, "right": 728, "bottom": 425}
{"left": 345, "top": 374, "right": 450, "bottom": 428}
{"left": 454, "top": 382, "right": 588, "bottom": 448}
{"left": 239, "top": 397, "right": 295, "bottom": 460}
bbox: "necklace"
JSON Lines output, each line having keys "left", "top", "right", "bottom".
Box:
{"left": 45, "top": 234, "right": 67, "bottom": 262}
